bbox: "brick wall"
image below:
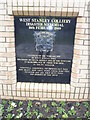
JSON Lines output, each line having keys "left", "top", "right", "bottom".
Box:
{"left": 0, "top": 0, "right": 89, "bottom": 101}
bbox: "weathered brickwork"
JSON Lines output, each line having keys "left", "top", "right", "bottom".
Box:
{"left": 0, "top": 0, "right": 89, "bottom": 101}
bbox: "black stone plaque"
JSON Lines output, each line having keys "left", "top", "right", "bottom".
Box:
{"left": 14, "top": 16, "right": 77, "bottom": 84}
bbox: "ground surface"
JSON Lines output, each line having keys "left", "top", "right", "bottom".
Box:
{"left": 0, "top": 99, "right": 90, "bottom": 120}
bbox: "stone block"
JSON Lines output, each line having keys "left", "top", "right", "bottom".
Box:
{"left": 6, "top": 38, "right": 15, "bottom": 42}
{"left": 26, "top": 92, "right": 29, "bottom": 97}
{"left": 47, "top": 84, "right": 52, "bottom": 92}
{"left": 0, "top": 10, "right": 6, "bottom": 14}
{"left": 62, "top": 84, "right": 66, "bottom": 92}
{"left": 0, "top": 32, "right": 14, "bottom": 37}
{"left": 45, "top": 0, "right": 50, "bottom": 6}
{"left": 52, "top": 93, "right": 56, "bottom": 98}
{"left": 38, "top": 92, "right": 43, "bottom": 98}
{"left": 21, "top": 91, "right": 26, "bottom": 96}
{"left": 78, "top": 8, "right": 84, "bottom": 17}
{"left": 42, "top": 92, "right": 47, "bottom": 98}
{"left": 70, "top": 86, "right": 75, "bottom": 93}
{"left": 30, "top": 83, "right": 34, "bottom": 91}
{"left": 45, "top": 10, "right": 50, "bottom": 16}
{"left": 80, "top": 88, "right": 85, "bottom": 93}
{"left": 34, "top": 0, "right": 39, "bottom": 6}
{"left": 0, "top": 47, "right": 6, "bottom": 52}
{"left": 0, "top": 26, "right": 5, "bottom": 31}
{"left": 38, "top": 83, "right": 43, "bottom": 92}
{"left": 34, "top": 91, "right": 39, "bottom": 98}
{"left": 70, "top": 94, "right": 74, "bottom": 99}
{"left": 6, "top": 27, "right": 14, "bottom": 32}
{"left": 61, "top": 93, "right": 65, "bottom": 98}
{"left": 84, "top": 94, "right": 88, "bottom": 99}
{"left": 8, "top": 7, "right": 13, "bottom": 15}
{"left": 62, "top": 1, "right": 68, "bottom": 7}
{"left": 52, "top": 84, "right": 57, "bottom": 92}
{"left": 12, "top": 90, "right": 16, "bottom": 96}
{"left": 6, "top": 48, "right": 15, "bottom": 53}
{"left": 83, "top": 51, "right": 88, "bottom": 55}
{"left": 47, "top": 92, "right": 52, "bottom": 98}
{"left": 76, "top": 29, "right": 85, "bottom": 34}
{"left": 12, "top": 84, "right": 16, "bottom": 90}
{"left": 8, "top": 90, "right": 12, "bottom": 96}
{"left": 25, "top": 83, "right": 30, "bottom": 91}
{"left": 17, "top": 91, "right": 21, "bottom": 96}
{"left": 23, "top": 0, "right": 28, "bottom": 6}
{"left": 40, "top": 11, "right": 44, "bottom": 16}
{"left": 0, "top": 76, "right": 8, "bottom": 80}
{"left": 8, "top": 85, "right": 12, "bottom": 90}
{"left": 29, "top": 1, "right": 33, "bottom": 6}
{"left": 68, "top": 0, "right": 74, "bottom": 7}
{"left": 3, "top": 90, "right": 7, "bottom": 96}
{"left": 66, "top": 84, "right": 70, "bottom": 92}
{"left": 62, "top": 12, "right": 67, "bottom": 16}
{"left": 65, "top": 93, "right": 70, "bottom": 98}
{"left": 17, "top": 83, "right": 21, "bottom": 90}
{"left": 34, "top": 83, "right": 39, "bottom": 91}
{"left": 0, "top": 15, "right": 4, "bottom": 20}
{"left": 73, "top": 12, "right": 78, "bottom": 16}
{"left": 56, "top": 93, "right": 61, "bottom": 98}
{"left": 75, "top": 94, "right": 79, "bottom": 99}
{"left": 0, "top": 43, "right": 15, "bottom": 48}
{"left": 75, "top": 88, "right": 80, "bottom": 93}
{"left": 0, "top": 0, "right": 6, "bottom": 3}
{"left": 0, "top": 89, "right": 3, "bottom": 95}
{"left": 76, "top": 23, "right": 88, "bottom": 29}
{"left": 57, "top": 84, "right": 62, "bottom": 92}
{"left": 40, "top": 0, "right": 44, "bottom": 6}
{"left": 18, "top": 1, "right": 23, "bottom": 6}
{"left": 79, "top": 94, "right": 84, "bottom": 99}
{"left": 77, "top": 18, "right": 86, "bottom": 23}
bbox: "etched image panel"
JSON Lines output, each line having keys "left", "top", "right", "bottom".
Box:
{"left": 33, "top": 31, "right": 56, "bottom": 52}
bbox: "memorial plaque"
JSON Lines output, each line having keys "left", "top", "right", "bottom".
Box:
{"left": 14, "top": 16, "right": 77, "bottom": 83}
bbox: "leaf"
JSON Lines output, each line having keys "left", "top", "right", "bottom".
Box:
{"left": 51, "top": 102, "right": 57, "bottom": 107}
{"left": 62, "top": 113, "right": 68, "bottom": 119}
{"left": 76, "top": 102, "right": 80, "bottom": 107}
{"left": 45, "top": 107, "right": 50, "bottom": 113}
{"left": 50, "top": 114, "right": 56, "bottom": 119}
{"left": 0, "top": 105, "right": 4, "bottom": 117}
{"left": 33, "top": 109, "right": 38, "bottom": 116}
{"left": 2, "top": 100, "right": 7, "bottom": 106}
{"left": 28, "top": 100, "right": 32, "bottom": 107}
{"left": 60, "top": 101, "right": 66, "bottom": 107}
{"left": 72, "top": 109, "right": 76, "bottom": 116}
{"left": 83, "top": 102, "right": 89, "bottom": 108}
{"left": 26, "top": 112, "right": 32, "bottom": 118}
{"left": 42, "top": 103, "right": 47, "bottom": 108}
{"left": 0, "top": 104, "right": 4, "bottom": 109}
{"left": 57, "top": 107, "right": 65, "bottom": 114}
{"left": 19, "top": 101, "right": 23, "bottom": 107}
{"left": 27, "top": 106, "right": 30, "bottom": 112}
{"left": 68, "top": 110, "right": 72, "bottom": 116}
{"left": 5, "top": 113, "right": 13, "bottom": 120}
{"left": 6, "top": 106, "right": 13, "bottom": 112}
{"left": 85, "top": 111, "right": 90, "bottom": 118}
{"left": 37, "top": 113, "right": 43, "bottom": 119}
{"left": 16, "top": 112, "right": 23, "bottom": 119}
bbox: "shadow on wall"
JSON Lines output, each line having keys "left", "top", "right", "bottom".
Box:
{"left": 88, "top": 2, "right": 90, "bottom": 90}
